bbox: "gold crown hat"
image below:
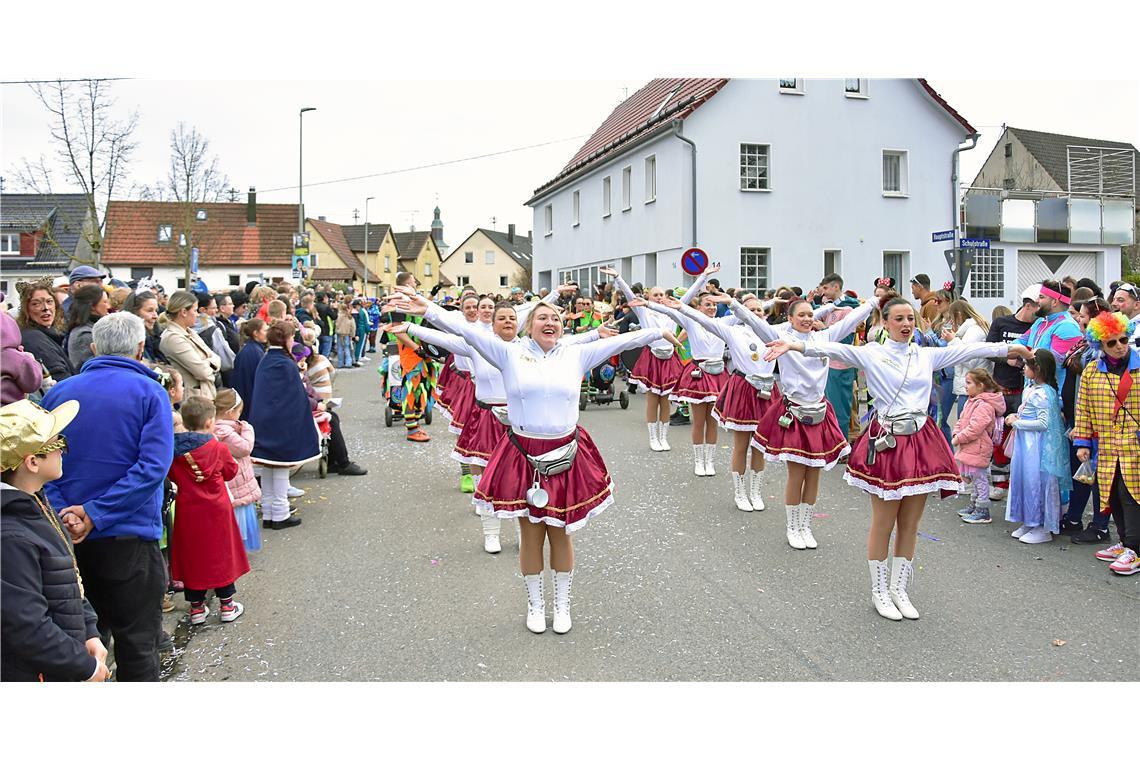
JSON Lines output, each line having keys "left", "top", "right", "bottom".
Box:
{"left": 0, "top": 399, "right": 80, "bottom": 471}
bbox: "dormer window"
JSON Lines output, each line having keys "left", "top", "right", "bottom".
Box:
{"left": 196, "top": 209, "right": 208, "bottom": 221}
{"left": 157, "top": 224, "right": 173, "bottom": 243}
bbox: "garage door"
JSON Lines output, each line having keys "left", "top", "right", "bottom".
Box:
{"left": 1017, "top": 251, "right": 1099, "bottom": 294}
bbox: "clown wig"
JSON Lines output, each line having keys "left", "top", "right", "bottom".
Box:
{"left": 1085, "top": 310, "right": 1134, "bottom": 347}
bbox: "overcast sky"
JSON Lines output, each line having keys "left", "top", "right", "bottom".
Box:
{"left": 2, "top": 78, "right": 1135, "bottom": 252}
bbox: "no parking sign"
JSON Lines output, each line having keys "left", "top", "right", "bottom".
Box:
{"left": 681, "top": 247, "right": 708, "bottom": 276}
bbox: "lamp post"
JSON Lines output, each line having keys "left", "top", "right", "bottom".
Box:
{"left": 364, "top": 196, "right": 375, "bottom": 297}
{"left": 298, "top": 107, "right": 316, "bottom": 234}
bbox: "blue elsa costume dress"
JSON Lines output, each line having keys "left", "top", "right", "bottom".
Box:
{"left": 1006, "top": 383, "right": 1072, "bottom": 532}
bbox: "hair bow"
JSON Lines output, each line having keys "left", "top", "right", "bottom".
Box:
{"left": 942, "top": 280, "right": 954, "bottom": 292}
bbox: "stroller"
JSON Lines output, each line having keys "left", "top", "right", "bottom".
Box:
{"left": 579, "top": 355, "right": 630, "bottom": 410}
{"left": 379, "top": 342, "right": 434, "bottom": 428}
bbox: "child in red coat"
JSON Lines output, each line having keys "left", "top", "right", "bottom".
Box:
{"left": 168, "top": 396, "right": 250, "bottom": 624}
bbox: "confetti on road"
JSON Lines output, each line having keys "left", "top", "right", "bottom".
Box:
{"left": 917, "top": 532, "right": 941, "bottom": 542}
{"left": 814, "top": 513, "right": 830, "bottom": 519}
{"left": 1052, "top": 640, "right": 1066, "bottom": 647}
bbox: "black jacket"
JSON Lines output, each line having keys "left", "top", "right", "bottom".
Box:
{"left": 1, "top": 484, "right": 101, "bottom": 682}
{"left": 19, "top": 324, "right": 74, "bottom": 383}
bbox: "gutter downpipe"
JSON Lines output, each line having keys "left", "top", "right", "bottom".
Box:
{"left": 672, "top": 119, "right": 697, "bottom": 247}
{"left": 952, "top": 132, "right": 981, "bottom": 257}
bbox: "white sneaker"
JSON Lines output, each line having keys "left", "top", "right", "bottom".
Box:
{"left": 703, "top": 444, "right": 716, "bottom": 476}
{"left": 648, "top": 423, "right": 662, "bottom": 452}
{"left": 749, "top": 470, "right": 766, "bottom": 511}
{"left": 786, "top": 505, "right": 806, "bottom": 549}
{"left": 287, "top": 486, "right": 305, "bottom": 499}
{"left": 481, "top": 515, "right": 501, "bottom": 554}
{"left": 523, "top": 574, "right": 545, "bottom": 634}
{"left": 657, "top": 422, "right": 671, "bottom": 451}
{"left": 1019, "top": 526, "right": 1053, "bottom": 544}
{"left": 733, "top": 472, "right": 753, "bottom": 512}
{"left": 1010, "top": 524, "right": 1031, "bottom": 539}
{"left": 989, "top": 486, "right": 1008, "bottom": 501}
{"left": 889, "top": 557, "right": 920, "bottom": 620}
{"left": 869, "top": 559, "right": 903, "bottom": 621}
{"left": 552, "top": 570, "right": 573, "bottom": 634}
{"left": 799, "top": 504, "right": 817, "bottom": 549}
{"left": 693, "top": 445, "right": 707, "bottom": 477}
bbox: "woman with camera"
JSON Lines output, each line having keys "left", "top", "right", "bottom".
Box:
{"left": 764, "top": 297, "right": 1031, "bottom": 622}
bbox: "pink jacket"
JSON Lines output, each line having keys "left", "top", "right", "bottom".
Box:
{"left": 213, "top": 418, "right": 261, "bottom": 507}
{"left": 1, "top": 311, "right": 43, "bottom": 404}
{"left": 951, "top": 391, "right": 1004, "bottom": 468}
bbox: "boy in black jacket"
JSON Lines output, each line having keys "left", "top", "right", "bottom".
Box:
{"left": 1, "top": 398, "right": 109, "bottom": 682}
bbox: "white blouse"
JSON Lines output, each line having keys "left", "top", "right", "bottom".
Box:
{"left": 802, "top": 338, "right": 1011, "bottom": 421}
{"left": 646, "top": 301, "right": 726, "bottom": 361}
{"left": 408, "top": 323, "right": 507, "bottom": 403}
{"left": 613, "top": 275, "right": 676, "bottom": 351}
{"left": 654, "top": 302, "right": 776, "bottom": 377}
{"left": 424, "top": 302, "right": 659, "bottom": 437}
{"left": 729, "top": 300, "right": 874, "bottom": 405}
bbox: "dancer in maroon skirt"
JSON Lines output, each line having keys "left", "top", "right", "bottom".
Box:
{"left": 431, "top": 294, "right": 479, "bottom": 492}
{"left": 765, "top": 297, "right": 1032, "bottom": 621}
{"left": 389, "top": 287, "right": 680, "bottom": 634}
{"left": 725, "top": 294, "right": 872, "bottom": 549}
{"left": 649, "top": 293, "right": 780, "bottom": 512}
{"left": 601, "top": 267, "right": 683, "bottom": 452}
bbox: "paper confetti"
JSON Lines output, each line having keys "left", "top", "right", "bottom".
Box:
{"left": 814, "top": 513, "right": 830, "bottom": 519}
{"left": 917, "top": 531, "right": 941, "bottom": 542}
{"left": 1052, "top": 640, "right": 1066, "bottom": 647}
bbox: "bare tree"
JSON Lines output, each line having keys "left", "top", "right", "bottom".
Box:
{"left": 140, "top": 122, "right": 230, "bottom": 203}
{"left": 12, "top": 79, "right": 139, "bottom": 267}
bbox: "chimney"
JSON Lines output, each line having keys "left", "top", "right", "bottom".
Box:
{"left": 247, "top": 187, "right": 257, "bottom": 226}
{"left": 508, "top": 223, "right": 515, "bottom": 243}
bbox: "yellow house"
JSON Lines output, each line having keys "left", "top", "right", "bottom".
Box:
{"left": 340, "top": 223, "right": 403, "bottom": 295}
{"left": 305, "top": 217, "right": 382, "bottom": 294}
{"left": 441, "top": 224, "right": 533, "bottom": 296}
{"left": 393, "top": 230, "right": 445, "bottom": 292}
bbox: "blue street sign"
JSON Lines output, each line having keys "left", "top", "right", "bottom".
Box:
{"left": 959, "top": 238, "right": 990, "bottom": 250}
{"left": 681, "top": 247, "right": 709, "bottom": 276}
{"left": 931, "top": 230, "right": 955, "bottom": 243}
{"left": 190, "top": 247, "right": 199, "bottom": 273}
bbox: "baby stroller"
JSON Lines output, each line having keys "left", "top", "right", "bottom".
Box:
{"left": 379, "top": 343, "right": 433, "bottom": 428}
{"left": 579, "top": 355, "right": 630, "bottom": 410}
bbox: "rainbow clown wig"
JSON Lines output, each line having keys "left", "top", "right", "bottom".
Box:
{"left": 1085, "top": 311, "right": 1135, "bottom": 347}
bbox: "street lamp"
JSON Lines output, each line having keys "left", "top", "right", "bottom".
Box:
{"left": 364, "top": 196, "right": 375, "bottom": 298}
{"left": 298, "top": 107, "right": 316, "bottom": 234}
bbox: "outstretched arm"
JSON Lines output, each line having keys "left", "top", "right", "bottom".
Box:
{"left": 822, "top": 300, "right": 875, "bottom": 342}
{"left": 679, "top": 263, "right": 720, "bottom": 305}
{"left": 406, "top": 323, "right": 473, "bottom": 358}
{"left": 927, "top": 341, "right": 1026, "bottom": 372}
{"left": 575, "top": 328, "right": 679, "bottom": 375}
{"left": 726, "top": 298, "right": 778, "bottom": 342}
{"left": 766, "top": 338, "right": 864, "bottom": 368}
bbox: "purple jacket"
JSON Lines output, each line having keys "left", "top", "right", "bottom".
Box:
{"left": 1, "top": 312, "right": 43, "bottom": 403}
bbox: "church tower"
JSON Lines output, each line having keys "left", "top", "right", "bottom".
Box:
{"left": 431, "top": 205, "right": 449, "bottom": 259}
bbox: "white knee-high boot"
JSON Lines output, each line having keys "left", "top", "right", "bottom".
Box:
{"left": 704, "top": 444, "right": 716, "bottom": 476}
{"left": 799, "top": 504, "right": 817, "bottom": 549}
{"left": 732, "top": 472, "right": 753, "bottom": 512}
{"left": 693, "top": 444, "right": 707, "bottom": 476}
{"left": 869, "top": 559, "right": 903, "bottom": 620}
{"left": 648, "top": 423, "right": 662, "bottom": 452}
{"left": 657, "top": 421, "right": 671, "bottom": 451}
{"left": 889, "top": 556, "right": 920, "bottom": 619}
{"left": 552, "top": 570, "right": 574, "bottom": 634}
{"left": 786, "top": 504, "right": 806, "bottom": 549}
{"left": 523, "top": 574, "right": 546, "bottom": 633}
{"left": 749, "top": 468, "right": 766, "bottom": 511}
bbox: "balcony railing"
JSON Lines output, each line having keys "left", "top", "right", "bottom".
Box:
{"left": 962, "top": 187, "right": 1135, "bottom": 246}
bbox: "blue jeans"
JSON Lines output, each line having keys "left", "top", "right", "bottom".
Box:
{"left": 319, "top": 335, "right": 333, "bottom": 358}
{"left": 937, "top": 369, "right": 955, "bottom": 444}
{"left": 337, "top": 336, "right": 353, "bottom": 368}
{"left": 1064, "top": 445, "right": 1109, "bottom": 530}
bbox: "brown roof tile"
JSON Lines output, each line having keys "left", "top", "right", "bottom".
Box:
{"left": 310, "top": 267, "right": 355, "bottom": 281}
{"left": 308, "top": 218, "right": 380, "bottom": 283}
{"left": 393, "top": 231, "right": 433, "bottom": 261}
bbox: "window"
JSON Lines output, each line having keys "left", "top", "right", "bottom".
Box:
{"left": 573, "top": 190, "right": 580, "bottom": 226}
{"left": 464, "top": 251, "right": 474, "bottom": 264}
{"left": 485, "top": 250, "right": 495, "bottom": 265}
{"left": 779, "top": 78, "right": 804, "bottom": 94}
{"left": 457, "top": 275, "right": 470, "bottom": 287}
{"left": 229, "top": 275, "right": 241, "bottom": 286}
{"left": 621, "top": 166, "right": 631, "bottom": 211}
{"left": 739, "top": 247, "right": 770, "bottom": 291}
{"left": 195, "top": 209, "right": 208, "bottom": 221}
{"left": 130, "top": 267, "right": 153, "bottom": 280}
{"left": 882, "top": 150, "right": 909, "bottom": 196}
{"left": 544, "top": 204, "right": 553, "bottom": 236}
{"left": 177, "top": 278, "right": 187, "bottom": 289}
{"left": 823, "top": 249, "right": 841, "bottom": 277}
{"left": 882, "top": 251, "right": 909, "bottom": 286}
{"left": 499, "top": 275, "right": 509, "bottom": 288}
{"left": 602, "top": 177, "right": 611, "bottom": 217}
{"left": 178, "top": 233, "right": 187, "bottom": 247}
{"left": 844, "top": 79, "right": 868, "bottom": 97}
{"left": 740, "top": 144, "right": 770, "bottom": 191}
{"left": 1004, "top": 143, "right": 1013, "bottom": 158}
{"left": 384, "top": 256, "right": 391, "bottom": 272}
{"left": 1003, "top": 178, "right": 1015, "bottom": 190}
{"left": 644, "top": 155, "right": 656, "bottom": 202}
{"left": 968, "top": 247, "right": 1005, "bottom": 299}
{"left": 0, "top": 233, "right": 20, "bottom": 255}
{"left": 424, "top": 262, "right": 432, "bottom": 277}
{"left": 157, "top": 224, "right": 173, "bottom": 243}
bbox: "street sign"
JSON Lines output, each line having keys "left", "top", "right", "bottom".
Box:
{"left": 190, "top": 247, "right": 199, "bottom": 274}
{"left": 931, "top": 230, "right": 955, "bottom": 243}
{"left": 681, "top": 247, "right": 709, "bottom": 276}
{"left": 959, "top": 238, "right": 990, "bottom": 250}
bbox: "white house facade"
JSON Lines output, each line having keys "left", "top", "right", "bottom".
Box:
{"left": 527, "top": 78, "right": 977, "bottom": 301}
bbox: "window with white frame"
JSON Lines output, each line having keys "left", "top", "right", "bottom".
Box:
{"left": 740, "top": 144, "right": 770, "bottom": 191}
{"left": 645, "top": 155, "right": 656, "bottom": 202}
{"left": 573, "top": 190, "right": 580, "bottom": 226}
{"left": 882, "top": 251, "right": 909, "bottom": 286}
{"left": 499, "top": 275, "right": 509, "bottom": 288}
{"left": 424, "top": 262, "right": 432, "bottom": 277}
{"left": 779, "top": 78, "right": 803, "bottom": 94}
{"left": 602, "top": 177, "right": 612, "bottom": 217}
{"left": 0, "top": 233, "right": 20, "bottom": 255}
{"left": 484, "top": 250, "right": 495, "bottom": 265}
{"left": 621, "top": 166, "right": 631, "bottom": 210}
{"left": 739, "top": 247, "right": 770, "bottom": 291}
{"left": 384, "top": 256, "right": 391, "bottom": 272}
{"left": 844, "top": 79, "right": 868, "bottom": 97}
{"left": 464, "top": 251, "right": 473, "bottom": 264}
{"left": 823, "top": 249, "right": 841, "bottom": 277}
{"left": 157, "top": 224, "right": 173, "bottom": 243}
{"left": 544, "top": 204, "right": 552, "bottom": 236}
{"left": 968, "top": 247, "right": 1005, "bottom": 299}
{"left": 882, "top": 150, "right": 909, "bottom": 195}
{"left": 457, "top": 275, "right": 470, "bottom": 287}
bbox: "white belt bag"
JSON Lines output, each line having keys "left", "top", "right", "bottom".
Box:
{"left": 876, "top": 411, "right": 927, "bottom": 436}
{"left": 700, "top": 359, "right": 725, "bottom": 375}
{"left": 745, "top": 373, "right": 775, "bottom": 400}
{"left": 650, "top": 345, "right": 675, "bottom": 360}
{"left": 786, "top": 399, "right": 828, "bottom": 425}
{"left": 509, "top": 430, "right": 580, "bottom": 477}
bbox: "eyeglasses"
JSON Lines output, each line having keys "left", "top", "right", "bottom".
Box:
{"left": 1104, "top": 337, "right": 1128, "bottom": 348}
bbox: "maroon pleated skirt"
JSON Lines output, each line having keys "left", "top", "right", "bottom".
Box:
{"left": 435, "top": 367, "right": 470, "bottom": 421}
{"left": 629, "top": 350, "right": 683, "bottom": 396}
{"left": 712, "top": 373, "right": 782, "bottom": 432}
{"left": 844, "top": 417, "right": 961, "bottom": 500}
{"left": 435, "top": 353, "right": 456, "bottom": 397}
{"left": 670, "top": 362, "right": 729, "bottom": 404}
{"left": 752, "top": 398, "right": 850, "bottom": 469}
{"left": 444, "top": 375, "right": 476, "bottom": 435}
{"left": 451, "top": 403, "right": 508, "bottom": 467}
{"left": 473, "top": 426, "right": 614, "bottom": 534}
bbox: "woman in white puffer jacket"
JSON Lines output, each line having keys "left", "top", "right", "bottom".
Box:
{"left": 941, "top": 301, "right": 992, "bottom": 417}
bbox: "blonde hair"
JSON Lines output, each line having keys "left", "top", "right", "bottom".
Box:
{"left": 947, "top": 300, "right": 990, "bottom": 333}
{"left": 521, "top": 302, "right": 562, "bottom": 336}
{"left": 266, "top": 300, "right": 287, "bottom": 320}
{"left": 250, "top": 285, "right": 276, "bottom": 305}
{"left": 109, "top": 287, "right": 132, "bottom": 312}
{"left": 213, "top": 388, "right": 242, "bottom": 416}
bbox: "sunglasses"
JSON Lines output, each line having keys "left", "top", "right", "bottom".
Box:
{"left": 1103, "top": 337, "right": 1128, "bottom": 349}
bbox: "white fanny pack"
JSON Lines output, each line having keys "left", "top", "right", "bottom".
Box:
{"left": 745, "top": 373, "right": 775, "bottom": 400}
{"left": 700, "top": 359, "right": 725, "bottom": 375}
{"left": 876, "top": 410, "right": 927, "bottom": 436}
{"left": 786, "top": 399, "right": 828, "bottom": 425}
{"left": 650, "top": 345, "right": 675, "bottom": 360}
